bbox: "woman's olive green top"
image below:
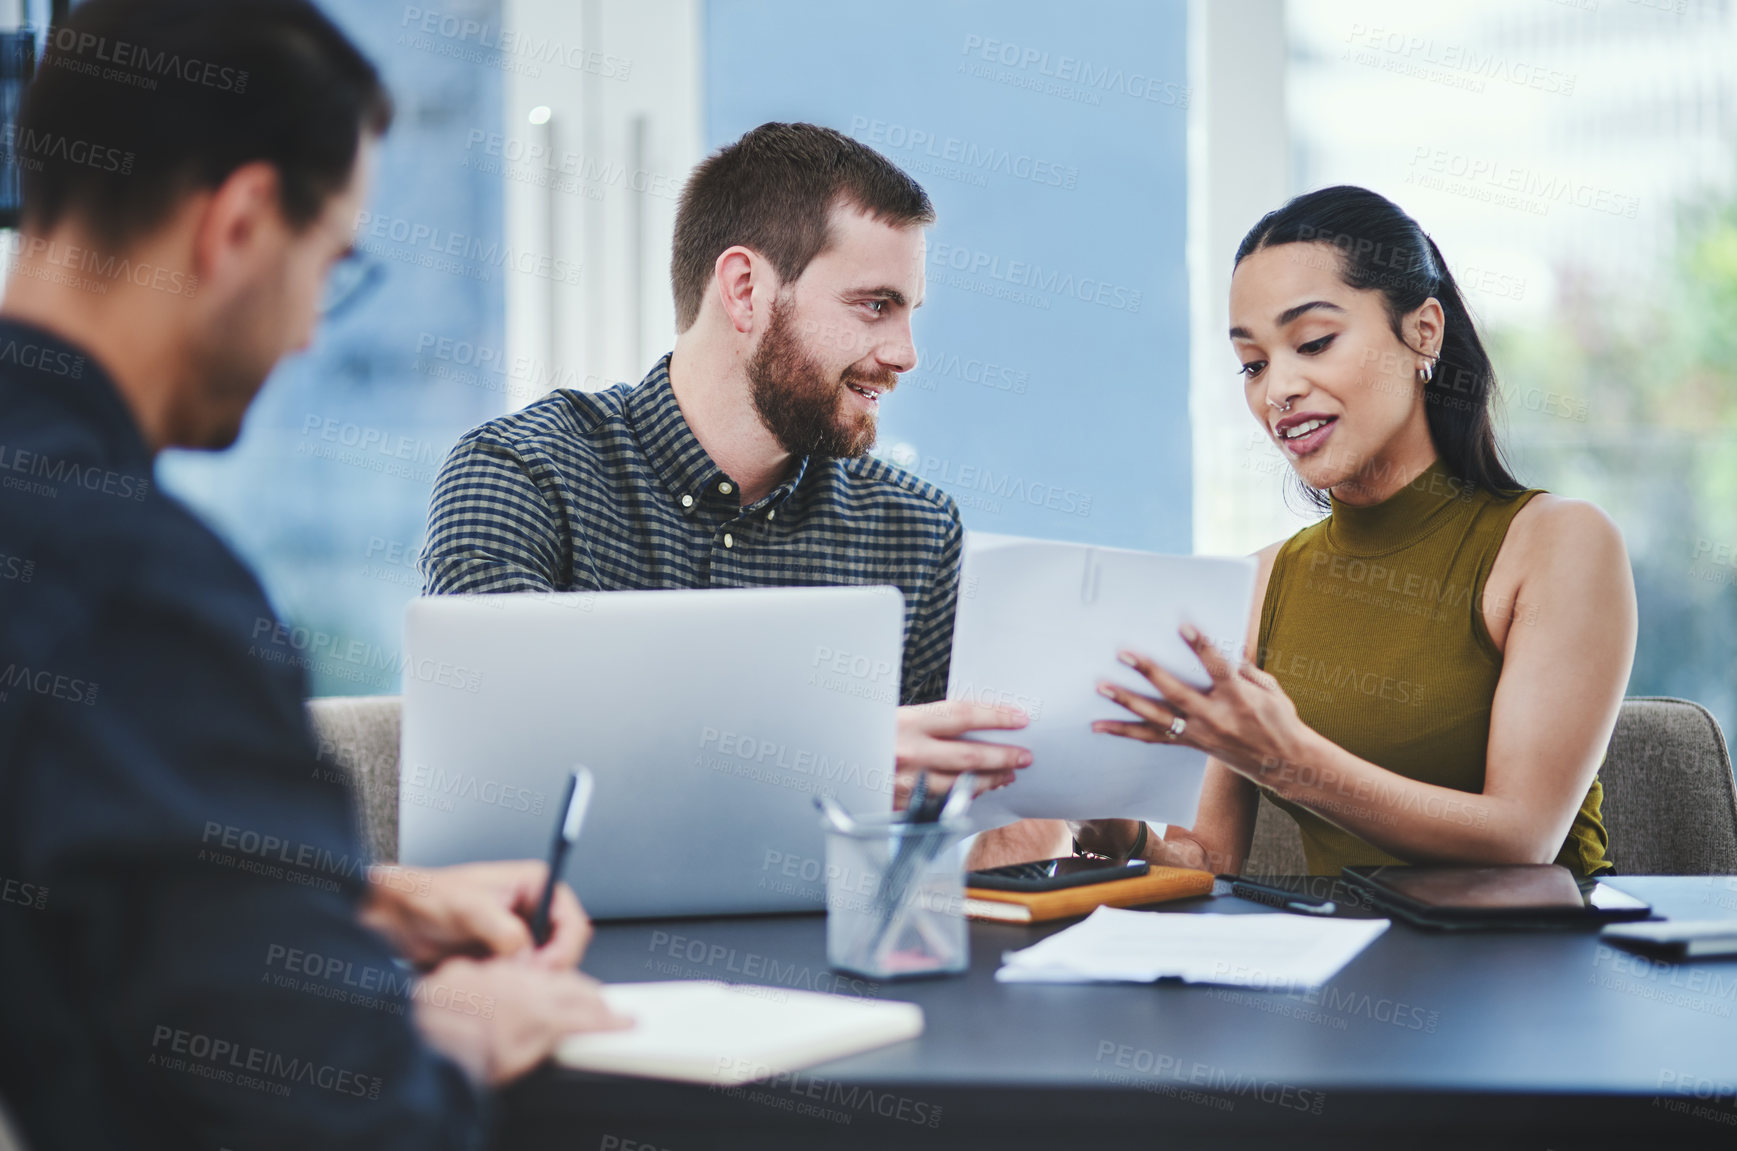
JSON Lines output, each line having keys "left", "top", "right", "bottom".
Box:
{"left": 1256, "top": 461, "right": 1612, "bottom": 877}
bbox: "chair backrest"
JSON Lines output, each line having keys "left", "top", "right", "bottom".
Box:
{"left": 304, "top": 695, "right": 402, "bottom": 864}
{"left": 1600, "top": 696, "right": 1737, "bottom": 875}
{"left": 1242, "top": 697, "right": 1737, "bottom": 877}
{"left": 1244, "top": 791, "right": 1308, "bottom": 878}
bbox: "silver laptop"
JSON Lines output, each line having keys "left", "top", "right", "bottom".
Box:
{"left": 397, "top": 586, "right": 902, "bottom": 919}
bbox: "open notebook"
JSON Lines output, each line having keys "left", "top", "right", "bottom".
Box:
{"left": 555, "top": 982, "right": 925, "bottom": 1085}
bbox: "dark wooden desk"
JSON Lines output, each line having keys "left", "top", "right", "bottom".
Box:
{"left": 493, "top": 876, "right": 1737, "bottom": 1150}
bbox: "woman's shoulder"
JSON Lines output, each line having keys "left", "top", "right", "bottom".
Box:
{"left": 1252, "top": 538, "right": 1284, "bottom": 586}
{"left": 1251, "top": 519, "right": 1329, "bottom": 591}
{"left": 1247, "top": 534, "right": 1299, "bottom": 640}
{"left": 1265, "top": 516, "right": 1331, "bottom": 564}
{"left": 1501, "top": 492, "right": 1629, "bottom": 582}
{"left": 1508, "top": 492, "right": 1623, "bottom": 549}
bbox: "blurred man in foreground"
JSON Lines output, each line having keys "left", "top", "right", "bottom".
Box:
{"left": 0, "top": 3, "right": 622, "bottom": 1149}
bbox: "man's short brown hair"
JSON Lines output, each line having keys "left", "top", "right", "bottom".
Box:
{"left": 670, "top": 122, "right": 935, "bottom": 332}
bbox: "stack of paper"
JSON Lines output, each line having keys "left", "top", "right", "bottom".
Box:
{"left": 996, "top": 907, "right": 1390, "bottom": 990}
{"left": 948, "top": 533, "right": 1256, "bottom": 832}
{"left": 555, "top": 982, "right": 924, "bottom": 1085}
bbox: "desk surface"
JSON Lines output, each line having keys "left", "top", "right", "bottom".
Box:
{"left": 494, "top": 876, "right": 1737, "bottom": 1150}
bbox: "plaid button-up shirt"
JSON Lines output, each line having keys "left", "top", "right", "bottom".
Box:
{"left": 420, "top": 354, "right": 963, "bottom": 704}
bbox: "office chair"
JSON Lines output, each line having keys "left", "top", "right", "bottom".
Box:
{"left": 304, "top": 695, "right": 403, "bottom": 863}
{"left": 1244, "top": 791, "right": 1308, "bottom": 877}
{"left": 1600, "top": 696, "right": 1737, "bottom": 874}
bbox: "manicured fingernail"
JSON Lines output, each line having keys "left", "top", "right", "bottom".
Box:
{"left": 1017, "top": 751, "right": 1033, "bottom": 766}
{"left": 1180, "top": 624, "right": 1200, "bottom": 643}
{"left": 1117, "top": 651, "right": 1138, "bottom": 667}
{"left": 1098, "top": 683, "right": 1117, "bottom": 698}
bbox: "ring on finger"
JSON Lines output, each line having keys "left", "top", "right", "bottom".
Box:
{"left": 1164, "top": 714, "right": 1187, "bottom": 740}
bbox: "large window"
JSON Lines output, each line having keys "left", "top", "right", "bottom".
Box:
{"left": 1281, "top": 0, "right": 1737, "bottom": 734}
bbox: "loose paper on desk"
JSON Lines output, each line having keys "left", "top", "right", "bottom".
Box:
{"left": 949, "top": 534, "right": 1256, "bottom": 832}
{"left": 996, "top": 907, "right": 1391, "bottom": 990}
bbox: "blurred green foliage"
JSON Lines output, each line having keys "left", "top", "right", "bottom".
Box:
{"left": 1487, "top": 196, "right": 1737, "bottom": 736}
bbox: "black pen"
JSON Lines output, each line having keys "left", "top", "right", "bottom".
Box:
{"left": 867, "top": 772, "right": 943, "bottom": 957}
{"left": 532, "top": 767, "right": 594, "bottom": 947}
{"left": 1229, "top": 876, "right": 1338, "bottom": 917}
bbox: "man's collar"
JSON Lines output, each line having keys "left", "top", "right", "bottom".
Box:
{"left": 626, "top": 353, "right": 809, "bottom": 517}
{"left": 0, "top": 317, "right": 152, "bottom": 468}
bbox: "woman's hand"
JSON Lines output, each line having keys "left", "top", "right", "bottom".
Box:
{"left": 1090, "top": 625, "right": 1314, "bottom": 783}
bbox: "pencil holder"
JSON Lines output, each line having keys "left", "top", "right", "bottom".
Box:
{"left": 823, "top": 812, "right": 970, "bottom": 981}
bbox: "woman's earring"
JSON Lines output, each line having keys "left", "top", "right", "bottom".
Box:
{"left": 1419, "top": 360, "right": 1435, "bottom": 385}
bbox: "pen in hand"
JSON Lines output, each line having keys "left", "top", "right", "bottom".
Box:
{"left": 532, "top": 767, "right": 595, "bottom": 948}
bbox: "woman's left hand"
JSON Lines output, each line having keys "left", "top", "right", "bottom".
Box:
{"left": 1090, "top": 625, "right": 1311, "bottom": 781}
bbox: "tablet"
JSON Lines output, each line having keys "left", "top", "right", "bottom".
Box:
{"left": 1601, "top": 920, "right": 1737, "bottom": 959}
{"left": 1339, "top": 864, "right": 1652, "bottom": 931}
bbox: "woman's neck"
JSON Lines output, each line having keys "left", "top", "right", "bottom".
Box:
{"left": 1328, "top": 415, "right": 1439, "bottom": 508}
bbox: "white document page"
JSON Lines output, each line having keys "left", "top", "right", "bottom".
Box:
{"left": 996, "top": 907, "right": 1391, "bottom": 990}
{"left": 949, "top": 534, "right": 1256, "bottom": 831}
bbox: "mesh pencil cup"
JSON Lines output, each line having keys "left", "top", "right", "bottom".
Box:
{"left": 823, "top": 811, "right": 970, "bottom": 980}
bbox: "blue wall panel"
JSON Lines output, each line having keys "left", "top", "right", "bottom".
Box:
{"left": 706, "top": 0, "right": 1191, "bottom": 550}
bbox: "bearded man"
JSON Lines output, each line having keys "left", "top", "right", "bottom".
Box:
{"left": 421, "top": 121, "right": 1030, "bottom": 788}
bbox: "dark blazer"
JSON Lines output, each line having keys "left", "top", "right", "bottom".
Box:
{"left": 0, "top": 320, "right": 484, "bottom": 1150}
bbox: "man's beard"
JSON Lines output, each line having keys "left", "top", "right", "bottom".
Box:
{"left": 182, "top": 280, "right": 278, "bottom": 449}
{"left": 747, "top": 300, "right": 895, "bottom": 459}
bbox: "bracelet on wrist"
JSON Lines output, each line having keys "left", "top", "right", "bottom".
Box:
{"left": 1126, "top": 820, "right": 1149, "bottom": 862}
{"left": 1073, "top": 820, "right": 1149, "bottom": 863}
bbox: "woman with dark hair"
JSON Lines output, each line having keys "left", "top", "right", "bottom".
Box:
{"left": 1080, "top": 185, "right": 1636, "bottom": 877}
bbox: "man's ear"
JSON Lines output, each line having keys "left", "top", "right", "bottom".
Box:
{"left": 712, "top": 244, "right": 769, "bottom": 335}
{"left": 191, "top": 160, "right": 282, "bottom": 287}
